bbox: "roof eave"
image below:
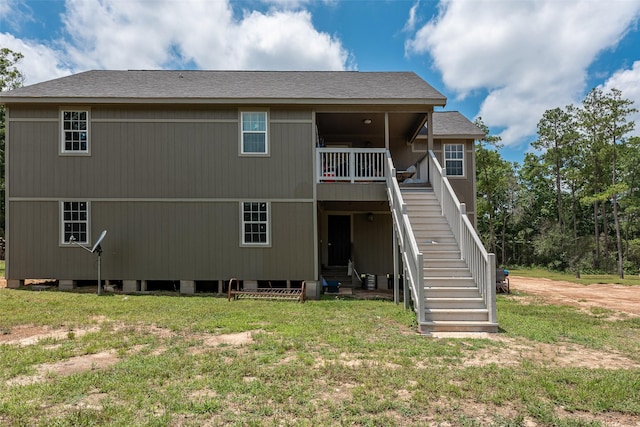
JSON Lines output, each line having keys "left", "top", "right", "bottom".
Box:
{"left": 435, "top": 134, "right": 485, "bottom": 139}
{"left": 0, "top": 96, "right": 448, "bottom": 107}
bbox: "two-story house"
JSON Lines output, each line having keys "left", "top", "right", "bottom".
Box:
{"left": 1, "top": 71, "right": 497, "bottom": 334}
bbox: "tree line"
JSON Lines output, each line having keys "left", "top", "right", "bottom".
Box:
{"left": 476, "top": 88, "right": 639, "bottom": 278}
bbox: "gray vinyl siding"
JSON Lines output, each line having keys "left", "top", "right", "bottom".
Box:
{"left": 7, "top": 106, "right": 316, "bottom": 281}
{"left": 316, "top": 183, "right": 387, "bottom": 201}
{"left": 8, "top": 107, "right": 314, "bottom": 199}
{"left": 7, "top": 201, "right": 314, "bottom": 280}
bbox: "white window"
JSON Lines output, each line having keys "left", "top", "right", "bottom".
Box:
{"left": 444, "top": 144, "right": 464, "bottom": 176}
{"left": 241, "top": 111, "right": 268, "bottom": 154}
{"left": 61, "top": 110, "right": 89, "bottom": 153}
{"left": 241, "top": 202, "right": 270, "bottom": 246}
{"left": 61, "top": 201, "right": 89, "bottom": 244}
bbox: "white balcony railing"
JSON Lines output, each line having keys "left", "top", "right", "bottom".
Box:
{"left": 317, "top": 148, "right": 387, "bottom": 183}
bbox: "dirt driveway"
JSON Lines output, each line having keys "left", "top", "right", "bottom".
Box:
{"left": 509, "top": 275, "right": 640, "bottom": 317}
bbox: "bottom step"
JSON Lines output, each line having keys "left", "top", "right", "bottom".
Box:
{"left": 419, "top": 321, "right": 498, "bottom": 335}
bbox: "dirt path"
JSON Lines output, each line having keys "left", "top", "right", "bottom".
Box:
{"left": 509, "top": 275, "right": 640, "bottom": 317}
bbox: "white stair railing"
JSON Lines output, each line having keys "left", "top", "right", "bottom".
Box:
{"left": 426, "top": 151, "right": 496, "bottom": 323}
{"left": 385, "top": 152, "right": 424, "bottom": 323}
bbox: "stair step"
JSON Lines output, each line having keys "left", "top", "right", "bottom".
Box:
{"left": 424, "top": 287, "right": 481, "bottom": 298}
{"left": 406, "top": 206, "right": 441, "bottom": 213}
{"left": 423, "top": 267, "right": 471, "bottom": 277}
{"left": 418, "top": 252, "right": 461, "bottom": 265}
{"left": 425, "top": 297, "right": 486, "bottom": 309}
{"left": 419, "top": 321, "right": 499, "bottom": 334}
{"left": 424, "top": 277, "right": 476, "bottom": 287}
{"left": 409, "top": 220, "right": 449, "bottom": 227}
{"left": 424, "top": 259, "right": 468, "bottom": 268}
{"left": 414, "top": 235, "right": 457, "bottom": 244}
{"left": 417, "top": 240, "right": 458, "bottom": 248}
{"left": 424, "top": 308, "right": 489, "bottom": 322}
{"left": 418, "top": 239, "right": 458, "bottom": 246}
{"left": 420, "top": 245, "right": 461, "bottom": 255}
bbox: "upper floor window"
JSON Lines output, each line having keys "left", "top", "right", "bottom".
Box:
{"left": 241, "top": 202, "right": 270, "bottom": 246}
{"left": 61, "top": 110, "right": 89, "bottom": 154}
{"left": 61, "top": 201, "right": 89, "bottom": 244}
{"left": 241, "top": 111, "right": 268, "bottom": 154}
{"left": 444, "top": 144, "right": 464, "bottom": 176}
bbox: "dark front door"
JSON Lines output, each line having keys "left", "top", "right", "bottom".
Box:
{"left": 328, "top": 215, "right": 351, "bottom": 266}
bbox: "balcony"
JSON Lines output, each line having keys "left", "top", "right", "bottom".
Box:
{"left": 317, "top": 148, "right": 387, "bottom": 183}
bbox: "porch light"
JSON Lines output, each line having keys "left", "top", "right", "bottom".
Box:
{"left": 363, "top": 118, "right": 372, "bottom": 125}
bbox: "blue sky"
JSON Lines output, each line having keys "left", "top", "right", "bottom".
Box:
{"left": 2, "top": 0, "right": 640, "bottom": 164}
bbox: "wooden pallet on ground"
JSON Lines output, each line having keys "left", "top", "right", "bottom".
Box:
{"left": 228, "top": 279, "right": 305, "bottom": 303}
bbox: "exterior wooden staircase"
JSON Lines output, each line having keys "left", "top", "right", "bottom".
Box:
{"left": 401, "top": 187, "right": 498, "bottom": 334}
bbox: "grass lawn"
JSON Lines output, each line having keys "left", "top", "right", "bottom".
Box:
{"left": 509, "top": 267, "right": 640, "bottom": 287}
{"left": 1, "top": 287, "right": 639, "bottom": 426}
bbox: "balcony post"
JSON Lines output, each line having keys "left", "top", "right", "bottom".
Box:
{"left": 349, "top": 151, "right": 356, "bottom": 183}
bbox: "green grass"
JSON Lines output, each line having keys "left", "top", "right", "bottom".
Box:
{"left": 509, "top": 267, "right": 640, "bottom": 286}
{"left": 0, "top": 289, "right": 639, "bottom": 426}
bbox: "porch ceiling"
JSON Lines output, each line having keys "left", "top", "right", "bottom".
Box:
{"left": 316, "top": 112, "right": 427, "bottom": 147}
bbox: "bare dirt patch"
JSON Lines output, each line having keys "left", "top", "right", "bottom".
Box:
{"left": 2, "top": 322, "right": 262, "bottom": 386}
{"left": 509, "top": 275, "right": 640, "bottom": 317}
{"left": 450, "top": 276, "right": 640, "bottom": 370}
{"left": 462, "top": 335, "right": 640, "bottom": 369}
{"left": 7, "top": 351, "right": 119, "bottom": 386}
{"left": 0, "top": 324, "right": 100, "bottom": 346}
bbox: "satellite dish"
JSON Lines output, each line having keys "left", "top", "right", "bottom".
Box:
{"left": 91, "top": 230, "right": 107, "bottom": 253}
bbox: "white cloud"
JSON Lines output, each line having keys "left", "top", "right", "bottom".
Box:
{"left": 0, "top": 32, "right": 72, "bottom": 85}
{"left": 403, "top": 1, "right": 420, "bottom": 33}
{"left": 60, "top": 0, "right": 352, "bottom": 72}
{"left": 1, "top": 0, "right": 33, "bottom": 32}
{"left": 2, "top": 0, "right": 352, "bottom": 86}
{"left": 406, "top": 0, "right": 640, "bottom": 147}
{"left": 601, "top": 61, "right": 640, "bottom": 138}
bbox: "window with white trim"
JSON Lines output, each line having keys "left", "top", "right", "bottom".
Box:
{"left": 62, "top": 201, "right": 89, "bottom": 244}
{"left": 61, "top": 110, "right": 89, "bottom": 153}
{"left": 444, "top": 144, "right": 464, "bottom": 176}
{"left": 242, "top": 202, "right": 269, "bottom": 245}
{"left": 241, "top": 111, "right": 268, "bottom": 154}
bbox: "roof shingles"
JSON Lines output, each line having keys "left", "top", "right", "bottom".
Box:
{"left": 0, "top": 70, "right": 447, "bottom": 105}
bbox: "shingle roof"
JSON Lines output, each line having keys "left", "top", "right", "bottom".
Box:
{"left": 0, "top": 70, "right": 447, "bottom": 105}
{"left": 432, "top": 111, "right": 484, "bottom": 138}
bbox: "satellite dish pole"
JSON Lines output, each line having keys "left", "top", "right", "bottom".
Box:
{"left": 69, "top": 230, "right": 107, "bottom": 295}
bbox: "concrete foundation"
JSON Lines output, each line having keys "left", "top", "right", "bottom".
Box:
{"left": 244, "top": 280, "right": 258, "bottom": 290}
{"left": 180, "top": 280, "right": 195, "bottom": 295}
{"left": 305, "top": 280, "right": 321, "bottom": 300}
{"left": 122, "top": 280, "right": 139, "bottom": 293}
{"left": 6, "top": 279, "right": 24, "bottom": 289}
{"left": 58, "top": 280, "right": 75, "bottom": 290}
